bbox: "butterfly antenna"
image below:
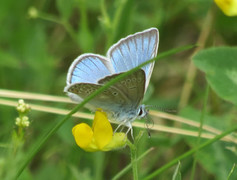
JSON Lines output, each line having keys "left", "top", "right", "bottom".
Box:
{"left": 146, "top": 123, "right": 151, "bottom": 138}
{"left": 145, "top": 112, "right": 154, "bottom": 138}
{"left": 146, "top": 105, "right": 177, "bottom": 113}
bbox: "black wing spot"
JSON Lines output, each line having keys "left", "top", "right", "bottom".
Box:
{"left": 126, "top": 79, "right": 131, "bottom": 83}
{"left": 113, "top": 92, "right": 118, "bottom": 96}
{"left": 121, "top": 81, "right": 126, "bottom": 85}
{"left": 137, "top": 78, "right": 142, "bottom": 82}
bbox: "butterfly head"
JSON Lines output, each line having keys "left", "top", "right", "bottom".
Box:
{"left": 137, "top": 104, "right": 149, "bottom": 119}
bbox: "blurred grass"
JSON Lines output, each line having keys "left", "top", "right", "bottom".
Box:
{"left": 0, "top": 0, "right": 237, "bottom": 179}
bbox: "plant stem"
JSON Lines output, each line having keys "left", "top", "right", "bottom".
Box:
{"left": 190, "top": 85, "right": 209, "bottom": 180}
{"left": 128, "top": 141, "right": 138, "bottom": 180}
{"left": 178, "top": 8, "right": 214, "bottom": 109}
{"left": 127, "top": 131, "right": 144, "bottom": 180}
{"left": 100, "top": 0, "right": 111, "bottom": 29}
{"left": 105, "top": 0, "right": 128, "bottom": 50}
{"left": 37, "top": 12, "right": 78, "bottom": 46}
{"left": 112, "top": 147, "right": 154, "bottom": 180}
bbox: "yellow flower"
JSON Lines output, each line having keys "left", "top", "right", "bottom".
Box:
{"left": 214, "top": 0, "right": 237, "bottom": 16}
{"left": 72, "top": 110, "right": 127, "bottom": 152}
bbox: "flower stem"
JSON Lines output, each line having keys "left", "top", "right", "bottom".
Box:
{"left": 112, "top": 147, "right": 154, "bottom": 180}
{"left": 128, "top": 140, "right": 138, "bottom": 180}
{"left": 127, "top": 131, "right": 144, "bottom": 180}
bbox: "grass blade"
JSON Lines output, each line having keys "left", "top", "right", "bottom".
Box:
{"left": 143, "top": 125, "right": 237, "bottom": 180}
{"left": 15, "top": 44, "right": 195, "bottom": 178}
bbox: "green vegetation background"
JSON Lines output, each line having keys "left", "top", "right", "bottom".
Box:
{"left": 0, "top": 0, "right": 237, "bottom": 179}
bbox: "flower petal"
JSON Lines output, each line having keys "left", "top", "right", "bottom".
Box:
{"left": 215, "top": 0, "right": 237, "bottom": 16}
{"left": 72, "top": 123, "right": 93, "bottom": 149}
{"left": 93, "top": 110, "right": 113, "bottom": 149}
{"left": 102, "top": 133, "right": 127, "bottom": 151}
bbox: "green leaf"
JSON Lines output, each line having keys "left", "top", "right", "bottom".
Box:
{"left": 180, "top": 107, "right": 237, "bottom": 180}
{"left": 193, "top": 46, "right": 237, "bottom": 105}
{"left": 172, "top": 162, "right": 182, "bottom": 180}
{"left": 0, "top": 50, "right": 20, "bottom": 68}
{"left": 77, "top": 28, "right": 94, "bottom": 52}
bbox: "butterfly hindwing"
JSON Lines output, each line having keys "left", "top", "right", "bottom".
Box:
{"left": 67, "top": 82, "right": 131, "bottom": 112}
{"left": 98, "top": 69, "right": 146, "bottom": 108}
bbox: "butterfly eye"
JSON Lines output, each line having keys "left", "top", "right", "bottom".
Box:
{"left": 138, "top": 108, "right": 143, "bottom": 116}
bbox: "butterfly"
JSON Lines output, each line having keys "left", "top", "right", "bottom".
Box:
{"left": 64, "top": 28, "right": 159, "bottom": 135}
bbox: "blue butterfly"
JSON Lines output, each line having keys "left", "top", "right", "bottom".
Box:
{"left": 64, "top": 28, "right": 159, "bottom": 135}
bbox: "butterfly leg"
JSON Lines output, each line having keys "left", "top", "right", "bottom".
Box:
{"left": 114, "top": 119, "right": 128, "bottom": 133}
{"left": 125, "top": 122, "right": 134, "bottom": 140}
{"left": 119, "top": 125, "right": 126, "bottom": 132}
{"left": 114, "top": 120, "right": 134, "bottom": 139}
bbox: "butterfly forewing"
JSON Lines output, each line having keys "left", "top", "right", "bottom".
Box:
{"left": 107, "top": 28, "right": 159, "bottom": 91}
{"left": 66, "top": 54, "right": 113, "bottom": 85}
